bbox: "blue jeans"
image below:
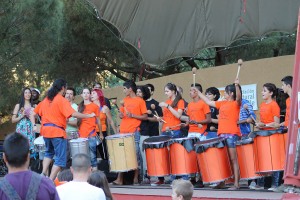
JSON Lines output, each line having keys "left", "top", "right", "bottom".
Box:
{"left": 162, "top": 130, "right": 189, "bottom": 181}
{"left": 206, "top": 131, "right": 218, "bottom": 139}
{"left": 257, "top": 171, "right": 281, "bottom": 187}
{"left": 161, "top": 130, "right": 183, "bottom": 139}
{"left": 134, "top": 131, "right": 142, "bottom": 170}
{"left": 88, "top": 136, "right": 98, "bottom": 167}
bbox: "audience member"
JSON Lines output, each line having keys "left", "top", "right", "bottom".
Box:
{"left": 0, "top": 132, "right": 59, "bottom": 200}
{"left": 88, "top": 170, "right": 113, "bottom": 200}
{"left": 171, "top": 179, "right": 194, "bottom": 200}
{"left": 57, "top": 153, "right": 106, "bottom": 200}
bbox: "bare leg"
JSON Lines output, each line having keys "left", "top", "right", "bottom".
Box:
{"left": 49, "top": 165, "right": 61, "bottom": 181}
{"left": 134, "top": 169, "right": 139, "bottom": 184}
{"left": 42, "top": 157, "right": 52, "bottom": 176}
{"left": 114, "top": 172, "right": 123, "bottom": 185}
{"left": 228, "top": 147, "right": 240, "bottom": 188}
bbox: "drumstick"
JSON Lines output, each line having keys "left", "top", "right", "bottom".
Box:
{"left": 243, "top": 104, "right": 256, "bottom": 124}
{"left": 236, "top": 59, "right": 243, "bottom": 80}
{"left": 192, "top": 67, "right": 197, "bottom": 87}
{"left": 150, "top": 104, "right": 159, "bottom": 117}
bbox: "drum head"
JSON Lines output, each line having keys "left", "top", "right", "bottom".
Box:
{"left": 251, "top": 129, "right": 285, "bottom": 137}
{"left": 194, "top": 137, "right": 225, "bottom": 153}
{"left": 236, "top": 138, "right": 253, "bottom": 145}
{"left": 70, "top": 138, "right": 88, "bottom": 143}
{"left": 143, "top": 136, "right": 171, "bottom": 144}
{"left": 106, "top": 133, "right": 133, "bottom": 140}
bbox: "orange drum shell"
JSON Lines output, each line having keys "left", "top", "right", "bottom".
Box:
{"left": 237, "top": 143, "right": 263, "bottom": 180}
{"left": 170, "top": 143, "right": 198, "bottom": 176}
{"left": 145, "top": 147, "right": 170, "bottom": 177}
{"left": 254, "top": 133, "right": 286, "bottom": 173}
{"left": 196, "top": 146, "right": 233, "bottom": 184}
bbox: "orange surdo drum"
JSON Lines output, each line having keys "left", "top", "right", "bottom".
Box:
{"left": 143, "top": 136, "right": 171, "bottom": 177}
{"left": 169, "top": 137, "right": 199, "bottom": 176}
{"left": 195, "top": 138, "right": 233, "bottom": 184}
{"left": 252, "top": 129, "right": 286, "bottom": 173}
{"left": 106, "top": 134, "right": 137, "bottom": 172}
{"left": 236, "top": 138, "right": 264, "bottom": 180}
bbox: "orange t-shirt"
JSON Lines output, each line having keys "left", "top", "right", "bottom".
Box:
{"left": 96, "top": 107, "right": 107, "bottom": 132}
{"left": 162, "top": 99, "right": 185, "bottom": 132}
{"left": 187, "top": 100, "right": 210, "bottom": 134}
{"left": 78, "top": 103, "right": 99, "bottom": 138}
{"left": 215, "top": 100, "right": 241, "bottom": 136}
{"left": 259, "top": 100, "right": 280, "bottom": 126}
{"left": 284, "top": 97, "right": 290, "bottom": 127}
{"left": 34, "top": 94, "right": 75, "bottom": 138}
{"left": 119, "top": 96, "right": 147, "bottom": 133}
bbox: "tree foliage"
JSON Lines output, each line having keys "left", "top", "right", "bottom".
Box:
{"left": 0, "top": 0, "right": 296, "bottom": 118}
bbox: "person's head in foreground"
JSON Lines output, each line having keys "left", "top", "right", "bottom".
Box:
{"left": 3, "top": 132, "right": 30, "bottom": 171}
{"left": 171, "top": 179, "right": 194, "bottom": 200}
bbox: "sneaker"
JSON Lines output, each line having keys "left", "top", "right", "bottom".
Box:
{"left": 273, "top": 185, "right": 285, "bottom": 193}
{"left": 150, "top": 180, "right": 164, "bottom": 186}
{"left": 249, "top": 181, "right": 257, "bottom": 189}
{"left": 209, "top": 183, "right": 217, "bottom": 188}
{"left": 268, "top": 186, "right": 276, "bottom": 191}
{"left": 140, "top": 179, "right": 150, "bottom": 185}
{"left": 193, "top": 181, "right": 204, "bottom": 188}
{"left": 164, "top": 179, "right": 173, "bottom": 185}
{"left": 253, "top": 185, "right": 265, "bottom": 190}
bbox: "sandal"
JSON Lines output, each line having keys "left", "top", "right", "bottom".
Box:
{"left": 110, "top": 181, "right": 122, "bottom": 185}
{"left": 228, "top": 186, "right": 240, "bottom": 190}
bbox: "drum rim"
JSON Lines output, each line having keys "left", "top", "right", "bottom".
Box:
{"left": 202, "top": 176, "right": 233, "bottom": 185}
{"left": 106, "top": 133, "right": 133, "bottom": 139}
{"left": 109, "top": 167, "right": 138, "bottom": 172}
{"left": 69, "top": 138, "right": 89, "bottom": 142}
{"left": 143, "top": 141, "right": 169, "bottom": 145}
{"left": 195, "top": 137, "right": 225, "bottom": 146}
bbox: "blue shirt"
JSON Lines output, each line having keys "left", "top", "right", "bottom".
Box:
{"left": 239, "top": 99, "right": 256, "bottom": 135}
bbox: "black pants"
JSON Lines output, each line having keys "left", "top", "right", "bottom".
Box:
{"left": 97, "top": 131, "right": 108, "bottom": 160}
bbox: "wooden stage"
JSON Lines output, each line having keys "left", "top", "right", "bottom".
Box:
{"left": 110, "top": 184, "right": 300, "bottom": 200}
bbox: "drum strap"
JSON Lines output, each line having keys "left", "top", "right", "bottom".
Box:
{"left": 88, "top": 129, "right": 96, "bottom": 137}
{"left": 43, "top": 123, "right": 65, "bottom": 131}
{"left": 0, "top": 172, "right": 42, "bottom": 200}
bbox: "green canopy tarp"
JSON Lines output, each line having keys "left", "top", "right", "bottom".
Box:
{"left": 88, "top": 0, "right": 300, "bottom": 65}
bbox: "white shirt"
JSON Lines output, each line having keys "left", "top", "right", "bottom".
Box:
{"left": 57, "top": 181, "right": 106, "bottom": 200}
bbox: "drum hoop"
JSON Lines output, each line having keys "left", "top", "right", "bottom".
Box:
{"left": 106, "top": 134, "right": 133, "bottom": 140}
{"left": 143, "top": 141, "right": 169, "bottom": 145}
{"left": 69, "top": 138, "right": 88, "bottom": 143}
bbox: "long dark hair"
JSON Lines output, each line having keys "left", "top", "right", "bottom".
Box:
{"left": 77, "top": 88, "right": 91, "bottom": 127}
{"left": 225, "top": 84, "right": 237, "bottom": 100}
{"left": 165, "top": 83, "right": 182, "bottom": 108}
{"left": 263, "top": 83, "right": 278, "bottom": 99}
{"left": 136, "top": 85, "right": 150, "bottom": 101}
{"left": 18, "top": 87, "right": 33, "bottom": 113}
{"left": 47, "top": 79, "right": 67, "bottom": 101}
{"left": 88, "top": 171, "right": 113, "bottom": 200}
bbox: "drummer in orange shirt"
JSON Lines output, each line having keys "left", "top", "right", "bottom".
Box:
{"left": 151, "top": 83, "right": 185, "bottom": 186}
{"left": 77, "top": 88, "right": 103, "bottom": 171}
{"left": 180, "top": 83, "right": 211, "bottom": 140}
{"left": 91, "top": 88, "right": 117, "bottom": 160}
{"left": 196, "top": 78, "right": 242, "bottom": 190}
{"left": 112, "top": 80, "right": 147, "bottom": 185}
{"left": 32, "top": 79, "right": 96, "bottom": 181}
{"left": 254, "top": 83, "right": 281, "bottom": 191}
{"left": 280, "top": 76, "right": 293, "bottom": 128}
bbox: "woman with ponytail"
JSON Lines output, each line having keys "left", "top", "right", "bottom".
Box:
{"left": 32, "top": 79, "right": 96, "bottom": 180}
{"left": 78, "top": 88, "right": 103, "bottom": 171}
{"left": 152, "top": 83, "right": 185, "bottom": 186}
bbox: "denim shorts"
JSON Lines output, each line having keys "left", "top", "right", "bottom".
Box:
{"left": 44, "top": 137, "right": 67, "bottom": 167}
{"left": 219, "top": 134, "right": 240, "bottom": 148}
{"left": 88, "top": 136, "right": 98, "bottom": 167}
{"left": 188, "top": 132, "right": 206, "bottom": 141}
